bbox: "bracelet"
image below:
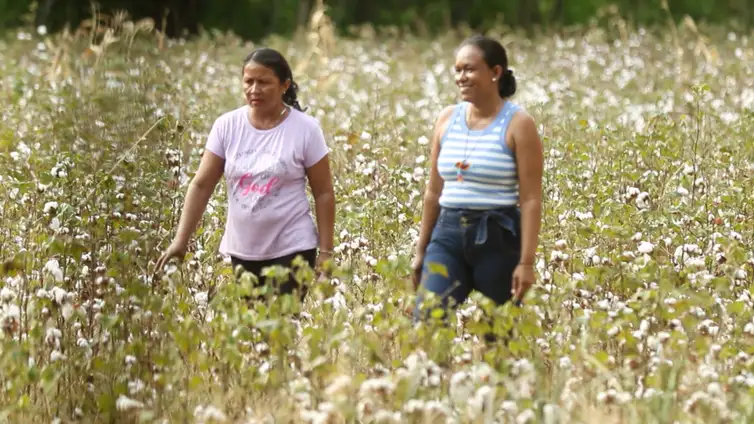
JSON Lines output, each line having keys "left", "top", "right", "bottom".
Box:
{"left": 518, "top": 263, "right": 535, "bottom": 267}
{"left": 319, "top": 248, "right": 333, "bottom": 254}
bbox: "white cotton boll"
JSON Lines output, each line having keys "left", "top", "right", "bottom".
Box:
{"left": 0, "top": 288, "right": 15, "bottom": 302}
{"left": 372, "top": 411, "right": 401, "bottom": 423}
{"left": 45, "top": 327, "right": 62, "bottom": 346}
{"left": 638, "top": 241, "right": 654, "bottom": 254}
{"left": 50, "top": 287, "right": 67, "bottom": 305}
{"left": 516, "top": 409, "right": 536, "bottom": 424}
{"left": 449, "top": 371, "right": 474, "bottom": 405}
{"left": 636, "top": 192, "right": 650, "bottom": 209}
{"left": 743, "top": 322, "right": 754, "bottom": 336}
{"left": 575, "top": 211, "right": 593, "bottom": 221}
{"left": 467, "top": 386, "right": 495, "bottom": 422}
{"left": 1, "top": 304, "right": 20, "bottom": 331}
{"left": 128, "top": 379, "right": 145, "bottom": 395}
{"left": 686, "top": 257, "right": 706, "bottom": 270}
{"left": 194, "top": 405, "right": 228, "bottom": 423}
{"left": 193, "top": 292, "right": 208, "bottom": 306}
{"left": 45, "top": 260, "right": 64, "bottom": 283}
{"left": 50, "top": 350, "right": 67, "bottom": 362}
{"left": 43, "top": 201, "right": 59, "bottom": 214}
{"left": 116, "top": 395, "right": 144, "bottom": 411}
{"left": 625, "top": 186, "right": 640, "bottom": 200}
{"left": 325, "top": 375, "right": 352, "bottom": 403}
{"left": 550, "top": 250, "right": 568, "bottom": 262}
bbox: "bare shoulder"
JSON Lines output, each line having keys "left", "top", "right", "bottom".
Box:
{"left": 432, "top": 104, "right": 457, "bottom": 140}
{"left": 510, "top": 107, "right": 537, "bottom": 131}
{"left": 436, "top": 104, "right": 456, "bottom": 127}
{"left": 509, "top": 108, "right": 541, "bottom": 152}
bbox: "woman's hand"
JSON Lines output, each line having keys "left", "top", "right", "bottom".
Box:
{"left": 511, "top": 264, "right": 536, "bottom": 301}
{"left": 157, "top": 149, "right": 224, "bottom": 275}
{"left": 411, "top": 253, "right": 424, "bottom": 290}
{"left": 155, "top": 239, "right": 188, "bottom": 274}
{"left": 315, "top": 250, "right": 332, "bottom": 270}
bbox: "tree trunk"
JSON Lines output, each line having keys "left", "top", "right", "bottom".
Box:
{"left": 297, "top": 0, "right": 313, "bottom": 29}
{"left": 34, "top": 0, "right": 59, "bottom": 28}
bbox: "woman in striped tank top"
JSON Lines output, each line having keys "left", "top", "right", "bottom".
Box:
{"left": 412, "top": 35, "right": 544, "bottom": 322}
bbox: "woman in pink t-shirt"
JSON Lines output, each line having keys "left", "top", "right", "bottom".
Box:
{"left": 156, "top": 48, "right": 335, "bottom": 302}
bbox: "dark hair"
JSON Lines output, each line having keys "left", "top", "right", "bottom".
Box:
{"left": 243, "top": 48, "right": 306, "bottom": 111}
{"left": 460, "top": 35, "right": 517, "bottom": 98}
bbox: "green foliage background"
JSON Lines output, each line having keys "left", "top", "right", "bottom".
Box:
{"left": 1, "top": 0, "right": 752, "bottom": 40}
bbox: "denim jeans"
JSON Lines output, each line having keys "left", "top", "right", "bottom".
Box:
{"left": 415, "top": 206, "right": 521, "bottom": 320}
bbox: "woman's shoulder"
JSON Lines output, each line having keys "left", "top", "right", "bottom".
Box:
{"left": 213, "top": 105, "right": 247, "bottom": 125}
{"left": 431, "top": 102, "right": 463, "bottom": 138}
{"left": 435, "top": 102, "right": 463, "bottom": 126}
{"left": 287, "top": 107, "right": 323, "bottom": 131}
{"left": 508, "top": 102, "right": 535, "bottom": 127}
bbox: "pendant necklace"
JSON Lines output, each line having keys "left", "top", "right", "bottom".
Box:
{"left": 455, "top": 106, "right": 480, "bottom": 182}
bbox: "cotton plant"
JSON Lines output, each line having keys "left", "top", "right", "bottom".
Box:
{"left": 0, "top": 11, "right": 753, "bottom": 424}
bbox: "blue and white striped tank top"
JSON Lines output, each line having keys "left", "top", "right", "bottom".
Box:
{"left": 437, "top": 101, "right": 521, "bottom": 210}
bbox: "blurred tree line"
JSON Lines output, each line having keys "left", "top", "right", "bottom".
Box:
{"left": 1, "top": 0, "right": 751, "bottom": 39}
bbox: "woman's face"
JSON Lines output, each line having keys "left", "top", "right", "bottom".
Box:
{"left": 454, "top": 45, "right": 500, "bottom": 103}
{"left": 242, "top": 61, "right": 290, "bottom": 112}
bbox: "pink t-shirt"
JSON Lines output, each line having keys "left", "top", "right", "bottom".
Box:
{"left": 204, "top": 105, "right": 329, "bottom": 260}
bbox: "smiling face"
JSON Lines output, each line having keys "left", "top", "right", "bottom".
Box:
{"left": 242, "top": 61, "right": 290, "bottom": 113}
{"left": 454, "top": 44, "right": 502, "bottom": 103}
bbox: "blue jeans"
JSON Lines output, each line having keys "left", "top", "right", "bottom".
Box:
{"left": 415, "top": 206, "right": 521, "bottom": 320}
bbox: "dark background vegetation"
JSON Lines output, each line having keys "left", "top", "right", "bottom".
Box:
{"left": 0, "top": 0, "right": 750, "bottom": 39}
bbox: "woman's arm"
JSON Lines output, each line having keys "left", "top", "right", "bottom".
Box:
{"left": 412, "top": 106, "right": 455, "bottom": 287}
{"left": 306, "top": 155, "right": 335, "bottom": 257}
{"left": 414, "top": 106, "right": 455, "bottom": 257}
{"left": 156, "top": 150, "right": 225, "bottom": 272}
{"left": 173, "top": 151, "right": 225, "bottom": 245}
{"left": 511, "top": 112, "right": 544, "bottom": 266}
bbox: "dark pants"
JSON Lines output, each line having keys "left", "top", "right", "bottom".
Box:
{"left": 231, "top": 249, "right": 317, "bottom": 302}
{"left": 415, "top": 206, "right": 521, "bottom": 321}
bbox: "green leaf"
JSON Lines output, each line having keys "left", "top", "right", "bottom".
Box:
{"left": 426, "top": 262, "right": 448, "bottom": 278}
{"left": 727, "top": 301, "right": 746, "bottom": 316}
{"left": 595, "top": 351, "right": 610, "bottom": 365}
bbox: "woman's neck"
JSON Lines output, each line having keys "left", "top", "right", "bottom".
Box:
{"left": 467, "top": 95, "right": 503, "bottom": 128}
{"left": 249, "top": 103, "right": 289, "bottom": 130}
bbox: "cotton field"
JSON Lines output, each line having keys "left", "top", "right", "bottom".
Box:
{"left": 0, "top": 15, "right": 753, "bottom": 424}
